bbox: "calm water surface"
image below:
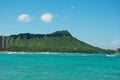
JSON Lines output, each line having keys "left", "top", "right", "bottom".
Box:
{"left": 0, "top": 52, "right": 120, "bottom": 80}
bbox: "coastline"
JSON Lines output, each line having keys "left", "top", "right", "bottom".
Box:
{"left": 0, "top": 51, "right": 118, "bottom": 54}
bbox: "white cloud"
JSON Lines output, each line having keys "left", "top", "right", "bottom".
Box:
{"left": 94, "top": 42, "right": 107, "bottom": 48}
{"left": 18, "top": 14, "right": 33, "bottom": 22}
{"left": 98, "top": 42, "right": 106, "bottom": 45}
{"left": 111, "top": 40, "right": 120, "bottom": 46}
{"left": 71, "top": 6, "right": 75, "bottom": 9}
{"left": 87, "top": 40, "right": 120, "bottom": 50}
{"left": 40, "top": 13, "right": 53, "bottom": 23}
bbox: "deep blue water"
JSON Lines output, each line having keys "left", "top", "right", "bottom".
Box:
{"left": 0, "top": 52, "right": 120, "bottom": 80}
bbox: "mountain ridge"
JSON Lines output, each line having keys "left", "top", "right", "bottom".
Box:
{"left": 10, "top": 30, "right": 72, "bottom": 39}
{"left": 5, "top": 30, "right": 115, "bottom": 53}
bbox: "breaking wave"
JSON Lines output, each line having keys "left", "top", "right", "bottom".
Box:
{"left": 106, "top": 54, "right": 117, "bottom": 57}
{"left": 0, "top": 51, "right": 60, "bottom": 54}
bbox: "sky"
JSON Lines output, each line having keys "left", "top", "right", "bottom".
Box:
{"left": 0, "top": 0, "right": 120, "bottom": 50}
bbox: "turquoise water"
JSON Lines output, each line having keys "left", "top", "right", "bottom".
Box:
{"left": 0, "top": 52, "right": 120, "bottom": 80}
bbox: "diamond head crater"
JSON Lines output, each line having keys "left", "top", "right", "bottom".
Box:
{"left": 0, "top": 30, "right": 115, "bottom": 53}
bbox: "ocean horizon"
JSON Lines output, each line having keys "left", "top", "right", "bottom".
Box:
{"left": 0, "top": 52, "right": 120, "bottom": 80}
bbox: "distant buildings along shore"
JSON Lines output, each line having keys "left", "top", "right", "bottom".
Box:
{"left": 117, "top": 48, "right": 120, "bottom": 53}
{"left": 0, "top": 36, "right": 8, "bottom": 49}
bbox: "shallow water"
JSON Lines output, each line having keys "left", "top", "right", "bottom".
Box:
{"left": 0, "top": 52, "right": 120, "bottom": 80}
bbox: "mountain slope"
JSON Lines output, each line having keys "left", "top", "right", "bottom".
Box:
{"left": 7, "top": 30, "right": 114, "bottom": 53}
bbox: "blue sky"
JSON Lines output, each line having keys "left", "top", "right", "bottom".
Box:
{"left": 0, "top": 0, "right": 120, "bottom": 49}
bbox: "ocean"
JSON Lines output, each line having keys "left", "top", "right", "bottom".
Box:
{"left": 0, "top": 52, "right": 120, "bottom": 80}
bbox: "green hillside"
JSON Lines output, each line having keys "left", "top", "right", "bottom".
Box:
{"left": 7, "top": 30, "right": 114, "bottom": 53}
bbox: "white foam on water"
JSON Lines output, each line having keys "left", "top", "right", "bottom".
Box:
{"left": 41, "top": 52, "right": 59, "bottom": 54}
{"left": 1, "top": 52, "right": 60, "bottom": 54}
{"left": 2, "top": 51, "right": 17, "bottom": 54}
{"left": 106, "top": 54, "right": 117, "bottom": 57}
{"left": 81, "top": 54, "right": 87, "bottom": 56}
{"left": 41, "top": 52, "right": 49, "bottom": 54}
{"left": 1, "top": 51, "right": 32, "bottom": 54}
{"left": 0, "top": 51, "right": 60, "bottom": 54}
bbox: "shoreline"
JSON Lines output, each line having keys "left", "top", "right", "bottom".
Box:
{"left": 0, "top": 51, "right": 118, "bottom": 54}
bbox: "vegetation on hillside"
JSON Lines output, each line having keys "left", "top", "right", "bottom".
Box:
{"left": 6, "top": 30, "right": 115, "bottom": 53}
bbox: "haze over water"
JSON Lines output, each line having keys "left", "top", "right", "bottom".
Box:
{"left": 0, "top": 52, "right": 120, "bottom": 80}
